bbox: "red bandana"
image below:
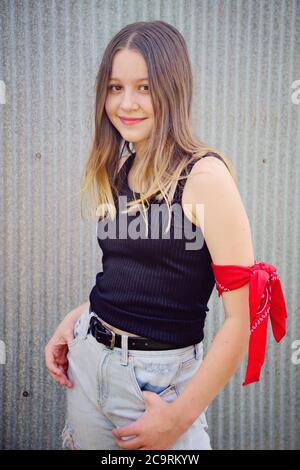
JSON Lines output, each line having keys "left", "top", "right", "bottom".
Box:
{"left": 210, "top": 261, "right": 288, "bottom": 386}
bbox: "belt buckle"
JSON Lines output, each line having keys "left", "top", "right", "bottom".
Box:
{"left": 109, "top": 330, "right": 116, "bottom": 349}
{"left": 91, "top": 317, "right": 112, "bottom": 348}
{"left": 97, "top": 321, "right": 116, "bottom": 349}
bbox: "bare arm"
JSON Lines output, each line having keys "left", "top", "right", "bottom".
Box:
{"left": 66, "top": 300, "right": 90, "bottom": 322}
{"left": 45, "top": 300, "right": 90, "bottom": 387}
{"left": 172, "top": 156, "right": 254, "bottom": 431}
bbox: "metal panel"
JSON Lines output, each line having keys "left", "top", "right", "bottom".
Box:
{"left": 0, "top": 0, "right": 299, "bottom": 450}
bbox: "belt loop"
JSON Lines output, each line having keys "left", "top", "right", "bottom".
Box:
{"left": 195, "top": 342, "right": 201, "bottom": 360}
{"left": 83, "top": 305, "right": 91, "bottom": 340}
{"left": 120, "top": 335, "right": 129, "bottom": 366}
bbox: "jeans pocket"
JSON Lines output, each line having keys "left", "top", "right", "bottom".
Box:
{"left": 176, "top": 349, "right": 208, "bottom": 429}
{"left": 67, "top": 306, "right": 89, "bottom": 350}
{"left": 180, "top": 353, "right": 200, "bottom": 370}
{"left": 129, "top": 354, "right": 181, "bottom": 403}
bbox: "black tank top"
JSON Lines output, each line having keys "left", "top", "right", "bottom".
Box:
{"left": 89, "top": 151, "right": 224, "bottom": 346}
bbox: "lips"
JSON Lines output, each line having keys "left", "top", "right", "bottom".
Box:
{"left": 119, "top": 117, "right": 146, "bottom": 125}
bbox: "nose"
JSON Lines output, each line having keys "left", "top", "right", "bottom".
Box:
{"left": 119, "top": 89, "right": 139, "bottom": 110}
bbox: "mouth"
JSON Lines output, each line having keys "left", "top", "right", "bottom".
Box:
{"left": 119, "top": 117, "right": 147, "bottom": 125}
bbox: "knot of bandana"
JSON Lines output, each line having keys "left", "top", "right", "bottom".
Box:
{"left": 210, "top": 261, "right": 288, "bottom": 386}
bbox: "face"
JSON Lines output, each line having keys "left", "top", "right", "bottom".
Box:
{"left": 105, "top": 49, "right": 154, "bottom": 156}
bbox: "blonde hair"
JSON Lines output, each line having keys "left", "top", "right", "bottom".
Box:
{"left": 80, "top": 20, "right": 236, "bottom": 234}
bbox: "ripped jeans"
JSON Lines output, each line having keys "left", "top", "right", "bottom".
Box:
{"left": 62, "top": 305, "right": 212, "bottom": 450}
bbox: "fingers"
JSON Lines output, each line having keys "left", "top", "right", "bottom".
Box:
{"left": 45, "top": 354, "right": 62, "bottom": 376}
{"left": 45, "top": 346, "right": 63, "bottom": 375}
{"left": 47, "top": 365, "right": 73, "bottom": 388}
{"left": 44, "top": 347, "right": 73, "bottom": 388}
{"left": 114, "top": 437, "right": 143, "bottom": 450}
{"left": 48, "top": 370, "right": 73, "bottom": 388}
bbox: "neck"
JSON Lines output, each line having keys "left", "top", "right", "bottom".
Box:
{"left": 132, "top": 141, "right": 147, "bottom": 163}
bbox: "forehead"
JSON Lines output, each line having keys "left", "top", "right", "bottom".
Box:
{"left": 110, "top": 49, "right": 148, "bottom": 81}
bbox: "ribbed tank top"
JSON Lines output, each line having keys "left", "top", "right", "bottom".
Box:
{"left": 89, "top": 151, "right": 224, "bottom": 347}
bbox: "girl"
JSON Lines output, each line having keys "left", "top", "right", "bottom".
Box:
{"left": 45, "top": 20, "right": 287, "bottom": 450}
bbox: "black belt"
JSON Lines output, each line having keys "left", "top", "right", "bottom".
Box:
{"left": 88, "top": 313, "right": 185, "bottom": 351}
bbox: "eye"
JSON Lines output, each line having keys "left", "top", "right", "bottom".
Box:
{"left": 108, "top": 85, "right": 149, "bottom": 92}
{"left": 108, "top": 85, "right": 121, "bottom": 92}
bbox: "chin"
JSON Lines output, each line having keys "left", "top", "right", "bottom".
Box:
{"left": 119, "top": 131, "right": 147, "bottom": 141}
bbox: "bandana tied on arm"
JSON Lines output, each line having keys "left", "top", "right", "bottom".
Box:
{"left": 210, "top": 261, "right": 288, "bottom": 386}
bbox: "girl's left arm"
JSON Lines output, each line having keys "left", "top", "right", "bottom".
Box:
{"left": 171, "top": 156, "right": 255, "bottom": 433}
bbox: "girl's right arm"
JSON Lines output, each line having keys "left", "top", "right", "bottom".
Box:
{"left": 66, "top": 300, "right": 90, "bottom": 323}
{"left": 44, "top": 300, "right": 90, "bottom": 388}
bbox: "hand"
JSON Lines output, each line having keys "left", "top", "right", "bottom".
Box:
{"left": 44, "top": 315, "right": 77, "bottom": 388}
{"left": 112, "top": 391, "right": 185, "bottom": 450}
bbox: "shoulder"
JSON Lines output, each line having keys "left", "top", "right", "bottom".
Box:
{"left": 185, "top": 155, "right": 254, "bottom": 266}
{"left": 184, "top": 155, "right": 239, "bottom": 217}
{"left": 188, "top": 154, "right": 233, "bottom": 180}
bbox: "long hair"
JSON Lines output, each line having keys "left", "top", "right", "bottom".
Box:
{"left": 80, "top": 20, "right": 236, "bottom": 233}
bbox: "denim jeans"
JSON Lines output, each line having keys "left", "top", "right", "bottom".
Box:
{"left": 62, "top": 305, "right": 212, "bottom": 450}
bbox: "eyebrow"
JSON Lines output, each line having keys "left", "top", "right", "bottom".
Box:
{"left": 109, "top": 77, "right": 149, "bottom": 81}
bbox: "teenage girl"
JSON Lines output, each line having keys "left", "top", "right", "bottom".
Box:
{"left": 45, "top": 20, "right": 287, "bottom": 450}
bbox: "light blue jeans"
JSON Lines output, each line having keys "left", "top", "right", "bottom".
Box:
{"left": 62, "top": 305, "right": 212, "bottom": 450}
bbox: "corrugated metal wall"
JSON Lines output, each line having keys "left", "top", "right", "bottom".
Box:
{"left": 0, "top": 0, "right": 299, "bottom": 450}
